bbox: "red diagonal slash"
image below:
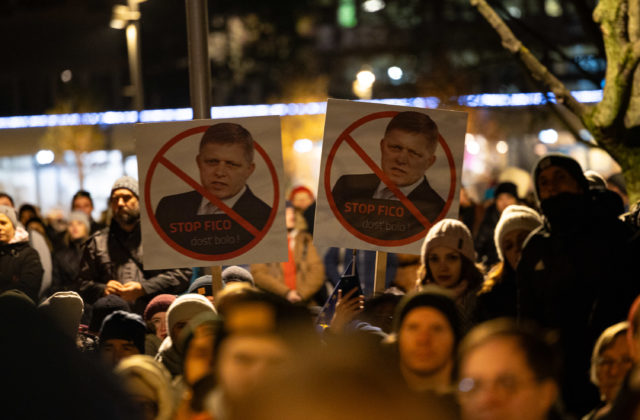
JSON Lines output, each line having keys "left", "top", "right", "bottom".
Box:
{"left": 341, "top": 133, "right": 432, "bottom": 229}
{"left": 158, "top": 156, "right": 260, "bottom": 237}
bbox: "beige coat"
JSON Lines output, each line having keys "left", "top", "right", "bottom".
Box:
{"left": 251, "top": 230, "right": 325, "bottom": 301}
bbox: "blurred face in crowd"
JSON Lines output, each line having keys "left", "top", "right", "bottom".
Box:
{"left": 458, "top": 336, "right": 557, "bottom": 420}
{"left": 496, "top": 193, "right": 517, "bottom": 213}
{"left": 380, "top": 129, "right": 436, "bottom": 187}
{"left": 0, "top": 196, "right": 12, "bottom": 207}
{"left": 110, "top": 188, "right": 140, "bottom": 228}
{"left": 500, "top": 229, "right": 530, "bottom": 271}
{"left": 216, "top": 333, "right": 289, "bottom": 402}
{"left": 19, "top": 208, "right": 36, "bottom": 226}
{"left": 101, "top": 339, "right": 140, "bottom": 367}
{"left": 595, "top": 334, "right": 633, "bottom": 402}
{"left": 149, "top": 312, "right": 168, "bottom": 340}
{"left": 398, "top": 307, "right": 455, "bottom": 385}
{"left": 68, "top": 219, "right": 89, "bottom": 241}
{"left": 0, "top": 214, "right": 15, "bottom": 243}
{"left": 285, "top": 206, "right": 296, "bottom": 230}
{"left": 197, "top": 143, "right": 255, "bottom": 200}
{"left": 72, "top": 196, "right": 94, "bottom": 217}
{"left": 183, "top": 323, "right": 217, "bottom": 386}
{"left": 291, "top": 190, "right": 314, "bottom": 210}
{"left": 537, "top": 166, "right": 583, "bottom": 201}
{"left": 427, "top": 247, "right": 462, "bottom": 289}
{"left": 171, "top": 320, "right": 189, "bottom": 344}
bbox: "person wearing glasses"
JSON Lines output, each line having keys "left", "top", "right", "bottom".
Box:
{"left": 585, "top": 322, "right": 633, "bottom": 420}
{"left": 456, "top": 318, "right": 563, "bottom": 420}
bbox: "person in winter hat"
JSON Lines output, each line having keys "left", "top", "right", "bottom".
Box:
{"left": 76, "top": 176, "right": 191, "bottom": 314}
{"left": 115, "top": 354, "right": 176, "bottom": 420}
{"left": 476, "top": 205, "right": 542, "bottom": 321}
{"left": 143, "top": 294, "right": 177, "bottom": 356}
{"left": 99, "top": 310, "right": 147, "bottom": 368}
{"left": 517, "top": 153, "right": 638, "bottom": 417}
{"left": 0, "top": 205, "right": 43, "bottom": 302}
{"left": 155, "top": 293, "right": 216, "bottom": 377}
{"left": 387, "top": 286, "right": 462, "bottom": 396}
{"left": 38, "top": 291, "right": 85, "bottom": 340}
{"left": 418, "top": 218, "right": 483, "bottom": 333}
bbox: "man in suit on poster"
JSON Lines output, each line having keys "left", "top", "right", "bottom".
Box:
{"left": 155, "top": 122, "right": 271, "bottom": 254}
{"left": 331, "top": 111, "right": 445, "bottom": 240}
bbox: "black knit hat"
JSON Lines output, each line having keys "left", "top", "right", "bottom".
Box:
{"left": 99, "top": 310, "right": 146, "bottom": 354}
{"left": 532, "top": 154, "right": 589, "bottom": 202}
{"left": 494, "top": 182, "right": 519, "bottom": 200}
{"left": 89, "top": 295, "right": 131, "bottom": 333}
{"left": 393, "top": 286, "right": 462, "bottom": 344}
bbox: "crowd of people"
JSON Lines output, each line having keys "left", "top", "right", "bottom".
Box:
{"left": 1, "top": 152, "right": 640, "bottom": 420}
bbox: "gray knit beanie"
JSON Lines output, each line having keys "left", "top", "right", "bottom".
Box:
{"left": 221, "top": 265, "right": 255, "bottom": 286}
{"left": 0, "top": 205, "right": 18, "bottom": 228}
{"left": 421, "top": 218, "right": 475, "bottom": 265}
{"left": 110, "top": 176, "right": 139, "bottom": 198}
{"left": 68, "top": 211, "right": 91, "bottom": 232}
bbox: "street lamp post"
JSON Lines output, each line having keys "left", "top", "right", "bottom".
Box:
{"left": 111, "top": 0, "right": 145, "bottom": 110}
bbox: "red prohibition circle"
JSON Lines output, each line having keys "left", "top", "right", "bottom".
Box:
{"left": 324, "top": 111, "right": 456, "bottom": 247}
{"left": 144, "top": 125, "right": 280, "bottom": 261}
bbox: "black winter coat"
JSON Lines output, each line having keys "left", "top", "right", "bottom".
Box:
{"left": 0, "top": 240, "right": 43, "bottom": 302}
{"left": 77, "top": 221, "right": 191, "bottom": 313}
{"left": 517, "top": 191, "right": 639, "bottom": 417}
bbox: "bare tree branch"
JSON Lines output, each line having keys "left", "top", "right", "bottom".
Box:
{"left": 470, "top": 0, "right": 587, "bottom": 118}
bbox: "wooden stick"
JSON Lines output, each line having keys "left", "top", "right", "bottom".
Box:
{"left": 373, "top": 251, "right": 387, "bottom": 296}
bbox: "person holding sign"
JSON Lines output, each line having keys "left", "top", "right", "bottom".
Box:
{"left": 331, "top": 111, "right": 445, "bottom": 240}
{"left": 154, "top": 123, "right": 272, "bottom": 255}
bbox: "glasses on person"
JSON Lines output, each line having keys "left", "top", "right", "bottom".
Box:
{"left": 457, "top": 374, "right": 538, "bottom": 400}
{"left": 596, "top": 356, "right": 634, "bottom": 370}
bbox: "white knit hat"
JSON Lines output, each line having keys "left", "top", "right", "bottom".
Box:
{"left": 493, "top": 205, "right": 542, "bottom": 261}
{"left": 421, "top": 218, "right": 475, "bottom": 264}
{"left": 115, "top": 355, "right": 175, "bottom": 420}
{"left": 166, "top": 293, "right": 215, "bottom": 341}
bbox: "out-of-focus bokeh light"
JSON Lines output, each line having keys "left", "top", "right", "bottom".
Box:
{"left": 387, "top": 66, "right": 403, "bottom": 81}
{"left": 538, "top": 128, "right": 558, "bottom": 144}
{"left": 36, "top": 150, "right": 55, "bottom": 165}
{"left": 363, "top": 0, "right": 385, "bottom": 13}
{"left": 465, "top": 133, "right": 480, "bottom": 155}
{"left": 60, "top": 69, "right": 73, "bottom": 83}
{"left": 294, "top": 138, "right": 314, "bottom": 153}
{"left": 356, "top": 70, "right": 376, "bottom": 89}
{"left": 496, "top": 140, "right": 508, "bottom": 154}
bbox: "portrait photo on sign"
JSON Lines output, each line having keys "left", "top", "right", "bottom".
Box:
{"left": 135, "top": 117, "right": 287, "bottom": 270}
{"left": 314, "top": 99, "right": 467, "bottom": 255}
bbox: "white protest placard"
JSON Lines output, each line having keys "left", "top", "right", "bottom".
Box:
{"left": 135, "top": 117, "right": 287, "bottom": 270}
{"left": 314, "top": 99, "right": 467, "bottom": 254}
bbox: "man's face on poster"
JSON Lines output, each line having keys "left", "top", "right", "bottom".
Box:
{"left": 380, "top": 129, "right": 436, "bottom": 187}
{"left": 197, "top": 142, "right": 256, "bottom": 200}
